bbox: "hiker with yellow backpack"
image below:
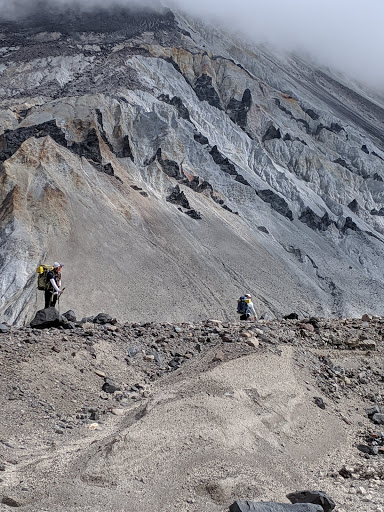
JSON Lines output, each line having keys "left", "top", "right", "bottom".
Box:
{"left": 36, "top": 262, "right": 64, "bottom": 309}
{"left": 237, "top": 293, "right": 257, "bottom": 321}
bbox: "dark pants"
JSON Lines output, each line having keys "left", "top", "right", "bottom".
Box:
{"left": 240, "top": 313, "right": 250, "bottom": 321}
{"left": 45, "top": 290, "right": 57, "bottom": 309}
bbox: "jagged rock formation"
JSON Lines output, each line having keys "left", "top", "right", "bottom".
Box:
{"left": 1, "top": 3, "right": 384, "bottom": 324}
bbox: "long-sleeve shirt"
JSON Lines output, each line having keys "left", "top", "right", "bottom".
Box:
{"left": 247, "top": 301, "right": 257, "bottom": 319}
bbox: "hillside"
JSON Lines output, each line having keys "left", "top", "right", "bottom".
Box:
{"left": 1, "top": 4, "right": 384, "bottom": 325}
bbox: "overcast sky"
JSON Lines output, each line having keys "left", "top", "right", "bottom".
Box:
{"left": 1, "top": 0, "right": 383, "bottom": 88}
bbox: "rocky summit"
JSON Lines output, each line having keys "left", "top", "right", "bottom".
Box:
{"left": 1, "top": 3, "right": 384, "bottom": 325}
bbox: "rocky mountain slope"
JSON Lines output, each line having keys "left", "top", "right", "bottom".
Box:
{"left": 1, "top": 3, "right": 384, "bottom": 325}
{"left": 0, "top": 314, "right": 384, "bottom": 511}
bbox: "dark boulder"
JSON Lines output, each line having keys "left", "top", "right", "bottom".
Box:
{"left": 93, "top": 313, "right": 113, "bottom": 324}
{"left": 287, "top": 490, "right": 335, "bottom": 512}
{"left": 30, "top": 308, "right": 63, "bottom": 329}
{"left": 62, "top": 310, "right": 76, "bottom": 322}
{"left": 284, "top": 313, "right": 299, "bottom": 320}
{"left": 230, "top": 501, "right": 323, "bottom": 512}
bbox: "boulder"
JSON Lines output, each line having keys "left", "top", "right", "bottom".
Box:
{"left": 287, "top": 490, "right": 335, "bottom": 512}
{"left": 93, "top": 313, "right": 113, "bottom": 324}
{"left": 30, "top": 308, "right": 63, "bottom": 329}
{"left": 0, "top": 323, "right": 9, "bottom": 333}
{"left": 372, "top": 413, "right": 384, "bottom": 425}
{"left": 62, "top": 310, "right": 76, "bottom": 322}
{"left": 230, "top": 501, "right": 323, "bottom": 512}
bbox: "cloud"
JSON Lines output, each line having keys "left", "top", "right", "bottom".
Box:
{"left": 1, "top": 0, "right": 383, "bottom": 88}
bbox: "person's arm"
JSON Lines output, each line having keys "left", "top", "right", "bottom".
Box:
{"left": 50, "top": 278, "right": 62, "bottom": 294}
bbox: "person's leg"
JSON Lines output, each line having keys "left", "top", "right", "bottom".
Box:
{"left": 50, "top": 294, "right": 57, "bottom": 308}
{"left": 45, "top": 291, "right": 51, "bottom": 308}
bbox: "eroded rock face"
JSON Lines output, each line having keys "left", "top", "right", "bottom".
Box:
{"left": 1, "top": 5, "right": 384, "bottom": 324}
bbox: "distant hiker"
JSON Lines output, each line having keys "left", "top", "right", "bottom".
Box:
{"left": 45, "top": 262, "right": 64, "bottom": 309}
{"left": 237, "top": 293, "right": 257, "bottom": 321}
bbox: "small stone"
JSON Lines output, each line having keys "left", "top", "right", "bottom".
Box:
{"left": 102, "top": 382, "right": 119, "bottom": 394}
{"left": 372, "top": 413, "right": 384, "bottom": 425}
{"left": 52, "top": 346, "right": 61, "bottom": 353}
{"left": 359, "top": 339, "right": 376, "bottom": 350}
{"left": 94, "top": 370, "right": 106, "bottom": 378}
{"left": 110, "top": 408, "right": 124, "bottom": 416}
{"left": 314, "top": 397, "right": 326, "bottom": 409}
{"left": 362, "top": 314, "right": 373, "bottom": 322}
{"left": 301, "top": 323, "right": 315, "bottom": 332}
{"left": 144, "top": 355, "right": 155, "bottom": 362}
{"left": 0, "top": 323, "right": 9, "bottom": 333}
{"left": 213, "top": 351, "right": 224, "bottom": 362}
{"left": 357, "top": 486, "right": 367, "bottom": 495}
{"left": 88, "top": 423, "right": 102, "bottom": 430}
{"left": 240, "top": 332, "right": 252, "bottom": 338}
{"left": 246, "top": 337, "right": 259, "bottom": 348}
{"left": 1, "top": 496, "right": 22, "bottom": 507}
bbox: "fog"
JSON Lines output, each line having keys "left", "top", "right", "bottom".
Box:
{"left": 1, "top": 0, "right": 383, "bottom": 88}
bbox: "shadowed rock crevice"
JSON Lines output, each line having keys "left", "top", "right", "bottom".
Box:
{"left": 194, "top": 74, "right": 222, "bottom": 110}
{"left": 227, "top": 89, "right": 252, "bottom": 129}
{"left": 0, "top": 119, "right": 120, "bottom": 177}
{"left": 257, "top": 189, "right": 293, "bottom": 220}
{"left": 262, "top": 125, "right": 282, "bottom": 142}
{"left": 209, "top": 146, "right": 250, "bottom": 186}
{"left": 0, "top": 120, "right": 67, "bottom": 162}
{"left": 299, "top": 207, "right": 333, "bottom": 231}
{"left": 166, "top": 185, "right": 201, "bottom": 219}
{"left": 158, "top": 94, "right": 191, "bottom": 122}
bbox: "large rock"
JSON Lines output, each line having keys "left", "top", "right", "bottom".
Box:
{"left": 287, "top": 491, "right": 335, "bottom": 512}
{"left": 93, "top": 313, "right": 113, "bottom": 325}
{"left": 230, "top": 501, "right": 323, "bottom": 512}
{"left": 30, "top": 308, "right": 64, "bottom": 329}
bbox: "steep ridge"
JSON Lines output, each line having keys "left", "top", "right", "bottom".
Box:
{"left": 1, "top": 4, "right": 384, "bottom": 324}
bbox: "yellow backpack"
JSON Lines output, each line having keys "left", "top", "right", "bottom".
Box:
{"left": 36, "top": 265, "right": 53, "bottom": 291}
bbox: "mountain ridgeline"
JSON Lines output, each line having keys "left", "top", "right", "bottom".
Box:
{"left": 1, "top": 4, "right": 384, "bottom": 325}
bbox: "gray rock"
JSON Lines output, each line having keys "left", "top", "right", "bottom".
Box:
{"left": 230, "top": 501, "right": 323, "bottom": 512}
{"left": 30, "top": 308, "right": 62, "bottom": 329}
{"left": 62, "top": 310, "right": 77, "bottom": 322}
{"left": 287, "top": 490, "right": 335, "bottom": 512}
{"left": 372, "top": 413, "right": 384, "bottom": 425}
{"left": 93, "top": 313, "right": 113, "bottom": 324}
{"left": 0, "top": 323, "right": 9, "bottom": 333}
{"left": 366, "top": 405, "right": 381, "bottom": 418}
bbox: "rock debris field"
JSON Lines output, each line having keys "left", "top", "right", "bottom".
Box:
{"left": 0, "top": 312, "right": 384, "bottom": 511}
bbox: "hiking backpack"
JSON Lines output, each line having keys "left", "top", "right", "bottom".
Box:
{"left": 237, "top": 296, "right": 249, "bottom": 315}
{"left": 36, "top": 265, "right": 53, "bottom": 291}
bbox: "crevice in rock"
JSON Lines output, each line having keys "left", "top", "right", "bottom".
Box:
{"left": 256, "top": 189, "right": 293, "bottom": 220}
{"left": 348, "top": 199, "right": 360, "bottom": 213}
{"left": 193, "top": 74, "right": 222, "bottom": 110}
{"left": 226, "top": 89, "right": 252, "bottom": 129}
{"left": 158, "top": 94, "right": 191, "bottom": 122}
{"left": 361, "top": 144, "right": 370, "bottom": 154}
{"left": 194, "top": 132, "right": 209, "bottom": 146}
{"left": 166, "top": 185, "right": 201, "bottom": 219}
{"left": 371, "top": 208, "right": 384, "bottom": 216}
{"left": 262, "top": 125, "right": 281, "bottom": 143}
{"left": 144, "top": 148, "right": 184, "bottom": 180}
{"left": 372, "top": 173, "right": 383, "bottom": 182}
{"left": 209, "top": 146, "right": 250, "bottom": 186}
{"left": 299, "top": 207, "right": 333, "bottom": 231}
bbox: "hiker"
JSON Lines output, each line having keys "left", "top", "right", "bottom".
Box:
{"left": 45, "top": 262, "right": 63, "bottom": 309}
{"left": 237, "top": 293, "right": 257, "bottom": 321}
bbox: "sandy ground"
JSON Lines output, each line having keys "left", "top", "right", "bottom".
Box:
{"left": 0, "top": 316, "right": 383, "bottom": 511}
